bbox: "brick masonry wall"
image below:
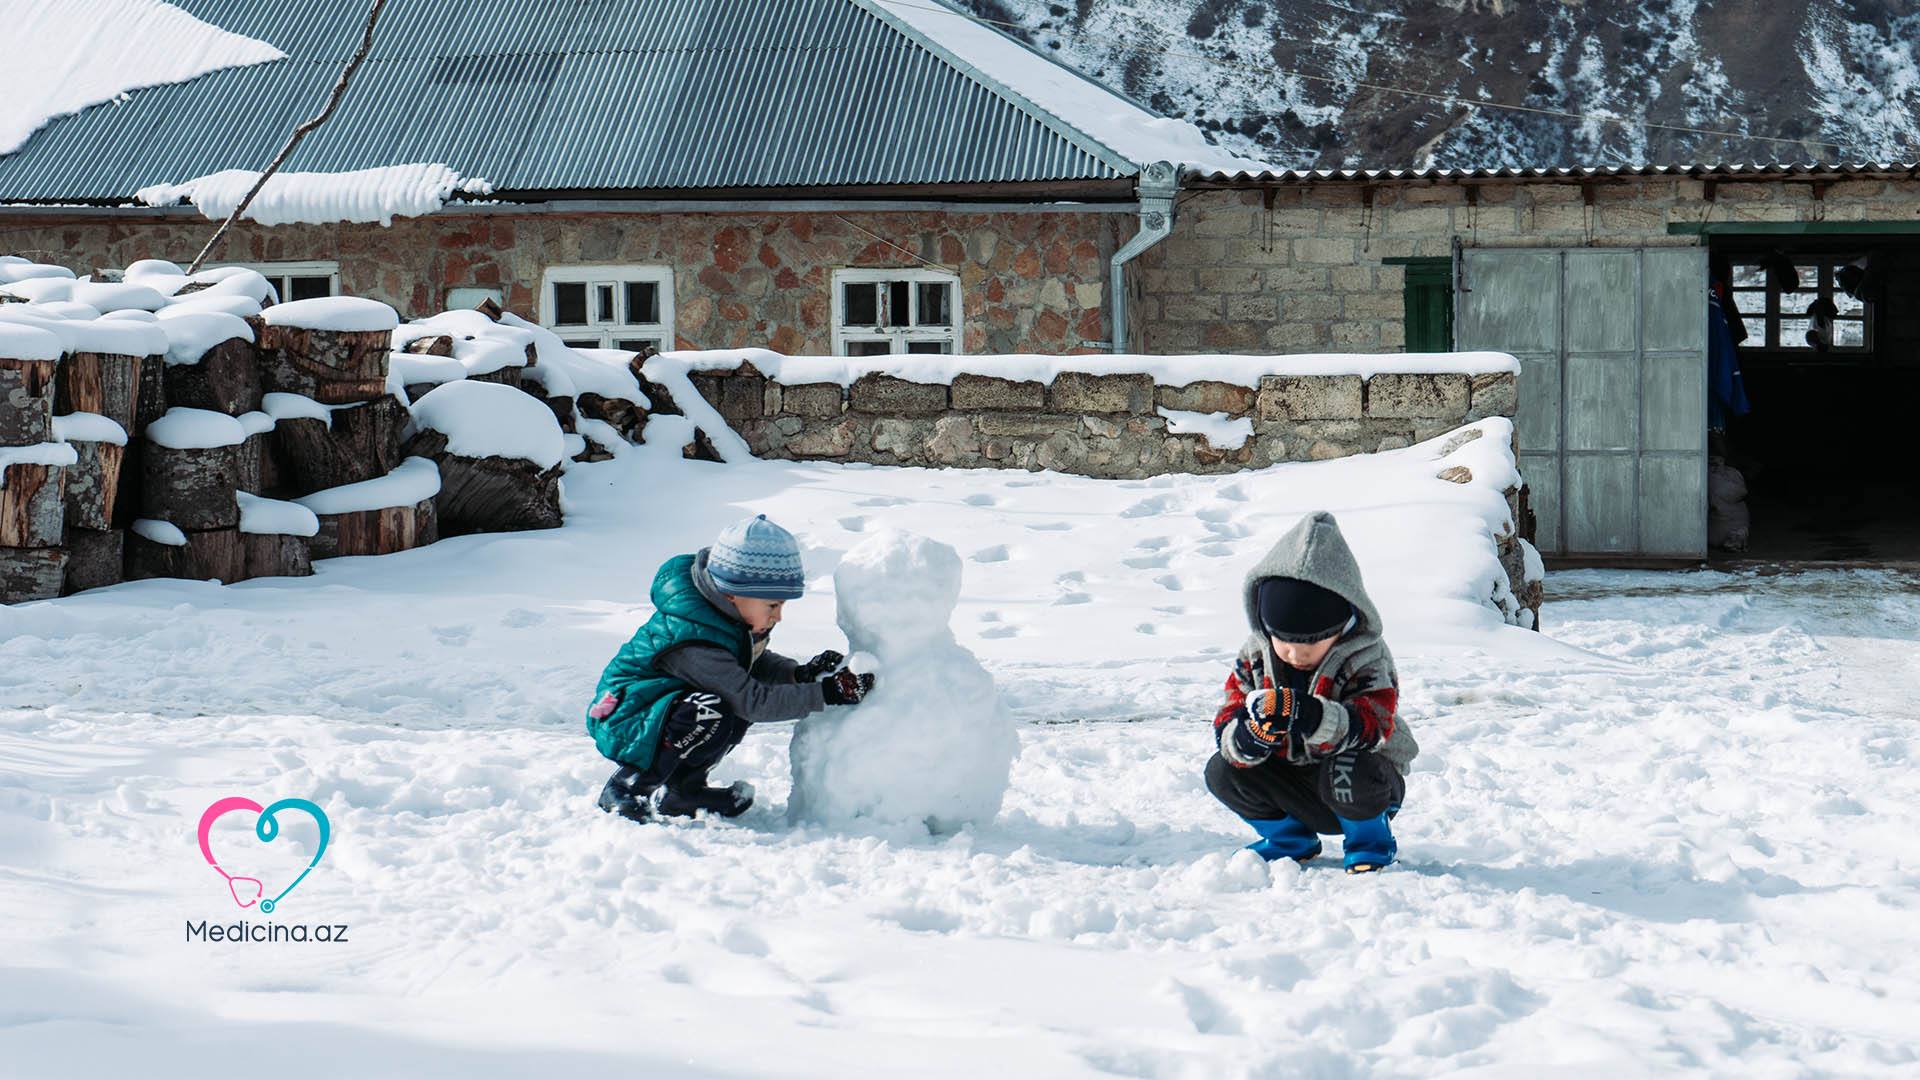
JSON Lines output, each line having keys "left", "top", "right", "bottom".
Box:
{"left": 686, "top": 363, "right": 1517, "bottom": 480}
{"left": 1136, "top": 177, "right": 1920, "bottom": 355}
{"left": 0, "top": 208, "right": 1123, "bottom": 355}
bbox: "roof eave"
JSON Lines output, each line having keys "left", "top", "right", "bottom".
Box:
{"left": 1182, "top": 163, "right": 1920, "bottom": 186}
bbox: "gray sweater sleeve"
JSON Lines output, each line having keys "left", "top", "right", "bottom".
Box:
{"left": 752, "top": 649, "right": 802, "bottom": 684}
{"left": 655, "top": 643, "right": 825, "bottom": 723}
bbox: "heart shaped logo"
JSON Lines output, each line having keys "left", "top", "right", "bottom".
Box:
{"left": 197, "top": 796, "right": 332, "bottom": 915}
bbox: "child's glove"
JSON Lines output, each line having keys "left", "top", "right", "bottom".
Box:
{"left": 1231, "top": 687, "right": 1298, "bottom": 762}
{"left": 795, "top": 650, "right": 846, "bottom": 682}
{"left": 821, "top": 668, "right": 875, "bottom": 706}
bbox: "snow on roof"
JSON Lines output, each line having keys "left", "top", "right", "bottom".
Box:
{"left": 2, "top": 0, "right": 284, "bottom": 156}
{"left": 137, "top": 164, "right": 495, "bottom": 227}
{"left": 867, "top": 0, "right": 1274, "bottom": 175}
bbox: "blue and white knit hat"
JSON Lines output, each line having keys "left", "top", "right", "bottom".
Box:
{"left": 707, "top": 515, "right": 806, "bottom": 600}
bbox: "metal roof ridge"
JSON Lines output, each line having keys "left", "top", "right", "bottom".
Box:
{"left": 848, "top": 0, "right": 1144, "bottom": 177}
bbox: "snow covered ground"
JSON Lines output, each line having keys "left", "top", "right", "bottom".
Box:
{"left": 2, "top": 432, "right": 1917, "bottom": 1077}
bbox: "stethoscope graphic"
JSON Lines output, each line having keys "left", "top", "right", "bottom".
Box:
{"left": 197, "top": 796, "right": 332, "bottom": 914}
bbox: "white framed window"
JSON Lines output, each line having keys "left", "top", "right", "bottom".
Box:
{"left": 226, "top": 260, "right": 340, "bottom": 305}
{"left": 1727, "top": 257, "right": 1871, "bottom": 353}
{"left": 541, "top": 265, "right": 674, "bottom": 353}
{"left": 831, "top": 268, "right": 960, "bottom": 356}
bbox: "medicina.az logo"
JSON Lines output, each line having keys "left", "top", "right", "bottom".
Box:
{"left": 188, "top": 795, "right": 350, "bottom": 944}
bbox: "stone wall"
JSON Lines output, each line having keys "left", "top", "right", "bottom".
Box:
{"left": 0, "top": 207, "right": 1124, "bottom": 355}
{"left": 1134, "top": 176, "right": 1920, "bottom": 354}
{"left": 686, "top": 362, "right": 1517, "bottom": 480}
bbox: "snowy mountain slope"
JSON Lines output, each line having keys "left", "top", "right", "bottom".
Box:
{"left": 961, "top": 0, "right": 1920, "bottom": 168}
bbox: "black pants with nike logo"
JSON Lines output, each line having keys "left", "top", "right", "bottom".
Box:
{"left": 635, "top": 692, "right": 750, "bottom": 792}
{"left": 1204, "top": 749, "right": 1404, "bottom": 834}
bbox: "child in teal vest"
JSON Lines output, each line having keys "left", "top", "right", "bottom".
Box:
{"left": 586, "top": 515, "right": 875, "bottom": 822}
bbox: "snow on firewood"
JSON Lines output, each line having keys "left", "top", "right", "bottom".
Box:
{"left": 411, "top": 381, "right": 566, "bottom": 470}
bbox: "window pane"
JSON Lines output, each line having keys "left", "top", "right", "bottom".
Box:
{"left": 915, "top": 282, "right": 952, "bottom": 327}
{"left": 905, "top": 340, "right": 951, "bottom": 354}
{"left": 1835, "top": 293, "right": 1865, "bottom": 316}
{"left": 595, "top": 284, "right": 617, "bottom": 324}
{"left": 845, "top": 339, "right": 892, "bottom": 357}
{"left": 562, "top": 338, "right": 600, "bottom": 350}
{"left": 615, "top": 338, "right": 659, "bottom": 353}
{"left": 289, "top": 275, "right": 332, "bottom": 300}
{"left": 1780, "top": 291, "right": 1819, "bottom": 315}
{"left": 1779, "top": 318, "right": 1812, "bottom": 347}
{"left": 625, "top": 282, "right": 659, "bottom": 325}
{"left": 1742, "top": 317, "right": 1767, "bottom": 342}
{"left": 887, "top": 281, "right": 910, "bottom": 328}
{"left": 554, "top": 282, "right": 588, "bottom": 325}
{"left": 1732, "top": 264, "right": 1766, "bottom": 288}
{"left": 1834, "top": 321, "right": 1865, "bottom": 347}
{"left": 843, "top": 282, "right": 878, "bottom": 326}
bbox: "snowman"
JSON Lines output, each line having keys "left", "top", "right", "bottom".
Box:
{"left": 788, "top": 528, "right": 1018, "bottom": 832}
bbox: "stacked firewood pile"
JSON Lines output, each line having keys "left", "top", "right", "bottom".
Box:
{"left": 0, "top": 258, "right": 654, "bottom": 604}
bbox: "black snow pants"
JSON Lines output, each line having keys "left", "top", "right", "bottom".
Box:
{"left": 634, "top": 691, "right": 750, "bottom": 792}
{"left": 1204, "top": 748, "right": 1405, "bottom": 834}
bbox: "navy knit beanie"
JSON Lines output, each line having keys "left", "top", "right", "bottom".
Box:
{"left": 1256, "top": 577, "right": 1353, "bottom": 643}
{"left": 708, "top": 515, "right": 806, "bottom": 600}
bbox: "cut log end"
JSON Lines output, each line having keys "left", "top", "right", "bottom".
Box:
{"left": 310, "top": 497, "right": 438, "bottom": 560}
{"left": 0, "top": 546, "right": 67, "bottom": 603}
{"left": 0, "top": 462, "right": 67, "bottom": 548}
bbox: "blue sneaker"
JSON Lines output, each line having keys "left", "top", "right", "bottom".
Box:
{"left": 1336, "top": 810, "right": 1397, "bottom": 872}
{"left": 1243, "top": 817, "right": 1322, "bottom": 863}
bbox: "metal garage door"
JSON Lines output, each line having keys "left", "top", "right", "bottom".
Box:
{"left": 1456, "top": 248, "right": 1709, "bottom": 559}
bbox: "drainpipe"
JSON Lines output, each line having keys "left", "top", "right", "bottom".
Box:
{"left": 1109, "top": 160, "right": 1179, "bottom": 355}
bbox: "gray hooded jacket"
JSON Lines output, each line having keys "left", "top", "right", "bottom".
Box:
{"left": 1220, "top": 511, "right": 1418, "bottom": 775}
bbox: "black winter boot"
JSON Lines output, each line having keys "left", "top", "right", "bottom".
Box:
{"left": 658, "top": 768, "right": 754, "bottom": 818}
{"left": 596, "top": 765, "right": 657, "bottom": 823}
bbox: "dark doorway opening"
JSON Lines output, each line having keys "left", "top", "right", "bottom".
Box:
{"left": 1709, "top": 235, "right": 1920, "bottom": 565}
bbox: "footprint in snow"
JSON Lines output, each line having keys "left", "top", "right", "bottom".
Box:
{"left": 1053, "top": 593, "right": 1092, "bottom": 606}
{"left": 501, "top": 608, "right": 545, "bottom": 628}
{"left": 1216, "top": 483, "right": 1249, "bottom": 503}
{"left": 433, "top": 624, "right": 474, "bottom": 646}
{"left": 1196, "top": 543, "right": 1236, "bottom": 558}
{"left": 1120, "top": 495, "right": 1176, "bottom": 518}
{"left": 837, "top": 515, "right": 868, "bottom": 532}
{"left": 1154, "top": 575, "right": 1185, "bottom": 592}
{"left": 1026, "top": 521, "right": 1073, "bottom": 532}
{"left": 1123, "top": 552, "right": 1172, "bottom": 569}
{"left": 855, "top": 496, "right": 908, "bottom": 507}
{"left": 1135, "top": 623, "right": 1158, "bottom": 635}
{"left": 971, "top": 545, "right": 1011, "bottom": 563}
{"left": 962, "top": 493, "right": 998, "bottom": 507}
{"left": 1135, "top": 536, "right": 1171, "bottom": 550}
{"left": 980, "top": 625, "right": 1021, "bottom": 639}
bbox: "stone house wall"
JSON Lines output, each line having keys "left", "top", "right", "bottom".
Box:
{"left": 685, "top": 362, "right": 1517, "bottom": 480}
{"left": 0, "top": 207, "right": 1125, "bottom": 355}
{"left": 1133, "top": 176, "right": 1920, "bottom": 354}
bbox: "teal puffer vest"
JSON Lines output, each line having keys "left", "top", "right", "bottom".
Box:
{"left": 586, "top": 554, "right": 751, "bottom": 769}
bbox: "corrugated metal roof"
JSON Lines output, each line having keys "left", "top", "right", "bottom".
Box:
{"left": 1187, "top": 162, "right": 1920, "bottom": 184}
{"left": 0, "top": 0, "right": 1147, "bottom": 202}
